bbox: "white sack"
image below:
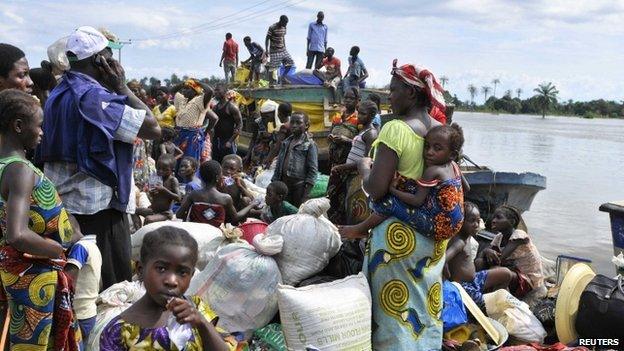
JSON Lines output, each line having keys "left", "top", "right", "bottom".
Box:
{"left": 277, "top": 273, "right": 372, "bottom": 351}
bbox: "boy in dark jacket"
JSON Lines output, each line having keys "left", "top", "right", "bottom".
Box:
{"left": 272, "top": 112, "right": 318, "bottom": 207}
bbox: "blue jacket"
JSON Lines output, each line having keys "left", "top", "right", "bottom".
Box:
{"left": 37, "top": 71, "right": 134, "bottom": 211}
{"left": 272, "top": 133, "right": 318, "bottom": 186}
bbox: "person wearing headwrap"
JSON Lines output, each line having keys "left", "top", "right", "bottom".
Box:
{"left": 171, "top": 78, "right": 217, "bottom": 164}
{"left": 391, "top": 58, "right": 447, "bottom": 124}
{"left": 244, "top": 99, "right": 280, "bottom": 174}
{"left": 356, "top": 60, "right": 447, "bottom": 350}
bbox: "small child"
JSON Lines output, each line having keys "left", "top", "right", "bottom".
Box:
{"left": 445, "top": 202, "right": 515, "bottom": 310}
{"left": 367, "top": 93, "right": 382, "bottom": 128}
{"left": 271, "top": 112, "right": 318, "bottom": 207}
{"left": 178, "top": 156, "right": 202, "bottom": 194}
{"left": 331, "top": 100, "right": 378, "bottom": 174}
{"left": 263, "top": 102, "right": 292, "bottom": 169}
{"left": 99, "top": 226, "right": 236, "bottom": 350}
{"left": 339, "top": 124, "right": 467, "bottom": 241}
{"left": 476, "top": 205, "right": 545, "bottom": 299}
{"left": 159, "top": 127, "right": 183, "bottom": 160}
{"left": 249, "top": 181, "right": 298, "bottom": 224}
{"left": 177, "top": 160, "right": 257, "bottom": 226}
{"left": 139, "top": 154, "right": 181, "bottom": 224}
{"left": 219, "top": 154, "right": 254, "bottom": 210}
{"left": 65, "top": 234, "right": 102, "bottom": 342}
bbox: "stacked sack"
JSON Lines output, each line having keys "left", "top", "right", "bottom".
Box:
{"left": 187, "top": 240, "right": 282, "bottom": 337}
{"left": 88, "top": 281, "right": 145, "bottom": 351}
{"left": 131, "top": 221, "right": 234, "bottom": 270}
{"left": 255, "top": 198, "right": 342, "bottom": 285}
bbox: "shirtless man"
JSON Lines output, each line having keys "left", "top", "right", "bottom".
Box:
{"left": 212, "top": 83, "right": 242, "bottom": 162}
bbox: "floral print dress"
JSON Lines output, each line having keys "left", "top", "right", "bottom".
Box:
{"left": 99, "top": 296, "right": 237, "bottom": 350}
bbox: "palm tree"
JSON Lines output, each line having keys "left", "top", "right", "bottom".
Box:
{"left": 439, "top": 76, "right": 449, "bottom": 89}
{"left": 481, "top": 86, "right": 491, "bottom": 104}
{"left": 492, "top": 78, "right": 500, "bottom": 97}
{"left": 516, "top": 88, "right": 522, "bottom": 99}
{"left": 533, "top": 82, "right": 559, "bottom": 118}
{"left": 467, "top": 84, "right": 477, "bottom": 106}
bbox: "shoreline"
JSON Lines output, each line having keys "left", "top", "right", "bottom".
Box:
{"left": 455, "top": 109, "right": 623, "bottom": 120}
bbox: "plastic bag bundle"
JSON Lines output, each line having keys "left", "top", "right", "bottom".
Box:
{"left": 263, "top": 198, "right": 342, "bottom": 285}
{"left": 255, "top": 168, "right": 275, "bottom": 189}
{"left": 484, "top": 289, "right": 547, "bottom": 343}
{"left": 88, "top": 281, "right": 145, "bottom": 351}
{"left": 277, "top": 273, "right": 372, "bottom": 351}
{"left": 47, "top": 36, "right": 69, "bottom": 73}
{"left": 131, "top": 221, "right": 226, "bottom": 270}
{"left": 187, "top": 243, "right": 282, "bottom": 335}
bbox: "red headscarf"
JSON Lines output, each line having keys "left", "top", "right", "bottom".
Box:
{"left": 391, "top": 59, "right": 447, "bottom": 124}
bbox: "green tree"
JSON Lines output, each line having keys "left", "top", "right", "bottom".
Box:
{"left": 492, "top": 78, "right": 500, "bottom": 97}
{"left": 481, "top": 86, "right": 491, "bottom": 104}
{"left": 439, "top": 76, "right": 448, "bottom": 88}
{"left": 170, "top": 74, "right": 181, "bottom": 85}
{"left": 516, "top": 88, "right": 522, "bottom": 99}
{"left": 533, "top": 82, "right": 559, "bottom": 118}
{"left": 467, "top": 84, "right": 477, "bottom": 107}
{"left": 149, "top": 77, "right": 160, "bottom": 87}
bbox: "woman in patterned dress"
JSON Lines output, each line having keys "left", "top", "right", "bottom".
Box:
{"left": 357, "top": 60, "right": 448, "bottom": 350}
{"left": 0, "top": 89, "right": 80, "bottom": 350}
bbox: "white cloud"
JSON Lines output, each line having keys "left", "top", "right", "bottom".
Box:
{"left": 2, "top": 10, "right": 24, "bottom": 24}
{"left": 2, "top": 0, "right": 622, "bottom": 102}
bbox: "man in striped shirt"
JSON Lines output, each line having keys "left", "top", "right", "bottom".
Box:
{"left": 265, "top": 15, "right": 294, "bottom": 85}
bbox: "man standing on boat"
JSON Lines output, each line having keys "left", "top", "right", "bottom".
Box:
{"left": 306, "top": 11, "right": 328, "bottom": 70}
{"left": 219, "top": 32, "right": 239, "bottom": 84}
{"left": 265, "top": 15, "right": 294, "bottom": 85}
{"left": 243, "top": 36, "right": 264, "bottom": 86}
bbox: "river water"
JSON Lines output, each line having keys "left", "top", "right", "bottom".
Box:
{"left": 453, "top": 111, "right": 624, "bottom": 275}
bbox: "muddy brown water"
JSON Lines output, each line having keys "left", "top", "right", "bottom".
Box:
{"left": 454, "top": 111, "right": 624, "bottom": 275}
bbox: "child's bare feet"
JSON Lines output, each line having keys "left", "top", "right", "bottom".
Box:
{"left": 338, "top": 225, "right": 368, "bottom": 239}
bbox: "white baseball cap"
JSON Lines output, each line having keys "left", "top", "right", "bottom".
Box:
{"left": 65, "top": 26, "right": 109, "bottom": 60}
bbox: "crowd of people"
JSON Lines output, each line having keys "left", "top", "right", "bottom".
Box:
{"left": 0, "top": 12, "right": 549, "bottom": 351}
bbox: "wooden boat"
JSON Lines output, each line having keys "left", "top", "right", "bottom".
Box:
{"left": 462, "top": 165, "right": 547, "bottom": 223}
{"left": 234, "top": 85, "right": 545, "bottom": 224}
{"left": 235, "top": 85, "right": 390, "bottom": 162}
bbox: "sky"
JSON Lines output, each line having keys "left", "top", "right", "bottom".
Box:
{"left": 2, "top": 0, "right": 623, "bottom": 103}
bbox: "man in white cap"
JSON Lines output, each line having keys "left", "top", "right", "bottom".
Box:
{"left": 37, "top": 26, "right": 161, "bottom": 290}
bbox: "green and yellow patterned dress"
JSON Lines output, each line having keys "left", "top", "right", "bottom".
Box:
{"left": 363, "top": 120, "right": 446, "bottom": 350}
{"left": 0, "top": 156, "right": 78, "bottom": 351}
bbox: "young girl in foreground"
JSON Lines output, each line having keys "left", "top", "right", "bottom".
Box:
{"left": 100, "top": 226, "right": 234, "bottom": 350}
{"left": 340, "top": 123, "right": 467, "bottom": 241}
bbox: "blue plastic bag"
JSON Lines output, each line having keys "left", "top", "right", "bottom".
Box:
{"left": 442, "top": 280, "right": 468, "bottom": 331}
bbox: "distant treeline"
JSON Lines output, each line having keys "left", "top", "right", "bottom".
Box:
{"left": 447, "top": 91, "right": 624, "bottom": 119}
{"left": 134, "top": 74, "right": 623, "bottom": 119}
